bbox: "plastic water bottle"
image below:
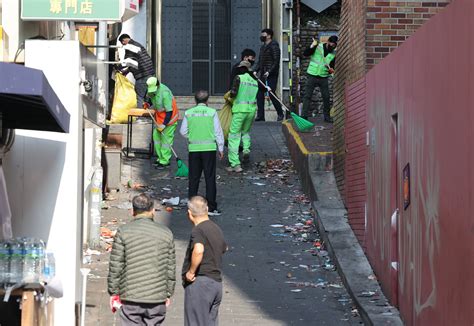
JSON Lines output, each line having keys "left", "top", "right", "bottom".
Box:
{"left": 0, "top": 241, "right": 11, "bottom": 284}
{"left": 43, "top": 251, "right": 55, "bottom": 283}
{"left": 9, "top": 239, "right": 24, "bottom": 284}
{"left": 23, "top": 238, "right": 37, "bottom": 283}
{"left": 35, "top": 240, "right": 45, "bottom": 282}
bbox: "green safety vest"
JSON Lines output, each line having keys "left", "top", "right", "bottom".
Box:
{"left": 185, "top": 104, "right": 217, "bottom": 152}
{"left": 233, "top": 73, "right": 258, "bottom": 113}
{"left": 307, "top": 43, "right": 336, "bottom": 77}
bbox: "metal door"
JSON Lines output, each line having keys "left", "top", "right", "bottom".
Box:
{"left": 162, "top": 0, "right": 261, "bottom": 95}
{"left": 192, "top": 0, "right": 231, "bottom": 95}
{"left": 231, "top": 0, "right": 262, "bottom": 66}
{"left": 162, "top": 0, "right": 192, "bottom": 95}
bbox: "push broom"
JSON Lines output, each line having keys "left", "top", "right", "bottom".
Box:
{"left": 255, "top": 76, "right": 314, "bottom": 132}
{"left": 145, "top": 109, "right": 189, "bottom": 178}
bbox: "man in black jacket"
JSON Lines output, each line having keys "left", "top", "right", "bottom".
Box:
{"left": 119, "top": 34, "right": 156, "bottom": 108}
{"left": 254, "top": 28, "right": 284, "bottom": 122}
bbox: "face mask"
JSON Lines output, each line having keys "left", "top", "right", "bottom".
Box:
{"left": 260, "top": 36, "right": 267, "bottom": 42}
{"left": 248, "top": 59, "right": 255, "bottom": 65}
{"left": 327, "top": 45, "right": 336, "bottom": 52}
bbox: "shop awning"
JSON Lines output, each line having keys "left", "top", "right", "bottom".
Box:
{"left": 0, "top": 62, "right": 70, "bottom": 133}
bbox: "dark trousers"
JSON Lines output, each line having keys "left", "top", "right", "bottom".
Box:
{"left": 302, "top": 74, "right": 331, "bottom": 119}
{"left": 184, "top": 276, "right": 223, "bottom": 326}
{"left": 256, "top": 74, "right": 283, "bottom": 120}
{"left": 120, "top": 301, "right": 166, "bottom": 326}
{"left": 134, "top": 77, "right": 149, "bottom": 108}
{"left": 188, "top": 151, "right": 217, "bottom": 211}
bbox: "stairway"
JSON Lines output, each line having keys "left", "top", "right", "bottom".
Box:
{"left": 175, "top": 96, "right": 279, "bottom": 121}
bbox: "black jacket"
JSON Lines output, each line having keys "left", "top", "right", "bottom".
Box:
{"left": 255, "top": 40, "right": 280, "bottom": 78}
{"left": 124, "top": 39, "right": 155, "bottom": 80}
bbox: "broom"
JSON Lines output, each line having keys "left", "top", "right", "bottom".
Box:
{"left": 255, "top": 76, "right": 314, "bottom": 132}
{"left": 145, "top": 109, "right": 189, "bottom": 178}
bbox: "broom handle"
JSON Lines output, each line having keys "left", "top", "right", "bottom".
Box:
{"left": 254, "top": 76, "right": 290, "bottom": 113}
{"left": 144, "top": 109, "right": 179, "bottom": 159}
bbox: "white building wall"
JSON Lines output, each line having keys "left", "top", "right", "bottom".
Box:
{"left": 121, "top": 0, "right": 148, "bottom": 46}
{"left": 3, "top": 40, "right": 84, "bottom": 325}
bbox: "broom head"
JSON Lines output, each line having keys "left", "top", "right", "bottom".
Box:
{"left": 175, "top": 158, "right": 189, "bottom": 177}
{"left": 290, "top": 112, "right": 314, "bottom": 132}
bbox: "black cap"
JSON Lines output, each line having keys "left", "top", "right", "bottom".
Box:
{"left": 328, "top": 35, "right": 338, "bottom": 44}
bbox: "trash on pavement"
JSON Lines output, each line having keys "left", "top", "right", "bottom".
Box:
{"left": 100, "top": 227, "right": 115, "bottom": 238}
{"left": 113, "top": 201, "right": 132, "bottom": 210}
{"left": 162, "top": 196, "right": 180, "bottom": 206}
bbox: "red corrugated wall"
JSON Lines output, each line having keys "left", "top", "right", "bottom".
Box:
{"left": 364, "top": 0, "right": 474, "bottom": 324}
{"left": 344, "top": 78, "right": 367, "bottom": 246}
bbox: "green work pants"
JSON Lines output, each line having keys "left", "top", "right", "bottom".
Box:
{"left": 228, "top": 111, "right": 255, "bottom": 167}
{"left": 152, "top": 122, "right": 177, "bottom": 165}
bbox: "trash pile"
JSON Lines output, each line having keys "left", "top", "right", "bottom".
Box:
{"left": 255, "top": 159, "right": 294, "bottom": 185}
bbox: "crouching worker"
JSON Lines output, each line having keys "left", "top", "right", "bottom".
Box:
{"left": 145, "top": 77, "right": 179, "bottom": 168}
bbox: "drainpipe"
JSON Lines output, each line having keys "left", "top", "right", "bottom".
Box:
{"left": 267, "top": 0, "right": 272, "bottom": 28}
{"left": 295, "top": 0, "right": 301, "bottom": 113}
{"left": 96, "top": 21, "right": 107, "bottom": 61}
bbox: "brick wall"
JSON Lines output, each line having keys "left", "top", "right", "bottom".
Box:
{"left": 366, "top": 0, "right": 449, "bottom": 70}
{"left": 332, "top": 0, "right": 367, "bottom": 198}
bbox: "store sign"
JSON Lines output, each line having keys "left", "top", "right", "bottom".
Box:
{"left": 21, "top": 0, "right": 137, "bottom": 22}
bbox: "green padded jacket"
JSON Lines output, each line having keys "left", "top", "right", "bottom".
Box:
{"left": 107, "top": 216, "right": 176, "bottom": 303}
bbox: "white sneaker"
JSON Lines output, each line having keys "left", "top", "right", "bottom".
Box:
{"left": 208, "top": 209, "right": 222, "bottom": 216}
{"left": 226, "top": 165, "right": 243, "bottom": 173}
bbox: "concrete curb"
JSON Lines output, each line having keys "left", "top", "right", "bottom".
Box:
{"left": 282, "top": 122, "right": 404, "bottom": 326}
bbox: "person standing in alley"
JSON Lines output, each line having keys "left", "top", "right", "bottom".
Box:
{"left": 180, "top": 90, "right": 224, "bottom": 216}
{"left": 119, "top": 34, "right": 155, "bottom": 108}
{"left": 301, "top": 35, "right": 338, "bottom": 123}
{"left": 108, "top": 193, "right": 176, "bottom": 325}
{"left": 144, "top": 77, "right": 179, "bottom": 168}
{"left": 229, "top": 48, "right": 256, "bottom": 90}
{"left": 182, "top": 196, "right": 227, "bottom": 326}
{"left": 254, "top": 28, "right": 284, "bottom": 122}
{"left": 226, "top": 60, "right": 259, "bottom": 173}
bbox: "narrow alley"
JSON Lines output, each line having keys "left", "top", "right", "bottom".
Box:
{"left": 85, "top": 122, "right": 362, "bottom": 325}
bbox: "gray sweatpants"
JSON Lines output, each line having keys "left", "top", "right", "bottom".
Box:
{"left": 120, "top": 301, "right": 166, "bottom": 326}
{"left": 184, "top": 276, "right": 223, "bottom": 326}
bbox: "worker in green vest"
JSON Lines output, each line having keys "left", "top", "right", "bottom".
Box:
{"left": 145, "top": 77, "right": 179, "bottom": 168}
{"left": 302, "top": 35, "right": 338, "bottom": 123}
{"left": 226, "top": 60, "right": 259, "bottom": 173}
{"left": 179, "top": 90, "right": 224, "bottom": 216}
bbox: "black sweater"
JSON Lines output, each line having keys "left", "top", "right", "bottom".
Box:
{"left": 124, "top": 39, "right": 155, "bottom": 80}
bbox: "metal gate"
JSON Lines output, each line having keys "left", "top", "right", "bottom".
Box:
{"left": 162, "top": 0, "right": 261, "bottom": 95}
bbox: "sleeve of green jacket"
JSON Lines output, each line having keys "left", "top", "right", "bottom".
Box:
{"left": 167, "top": 237, "right": 176, "bottom": 298}
{"left": 162, "top": 90, "right": 173, "bottom": 112}
{"left": 107, "top": 228, "right": 125, "bottom": 295}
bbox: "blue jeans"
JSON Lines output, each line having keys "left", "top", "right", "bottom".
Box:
{"left": 135, "top": 77, "right": 150, "bottom": 108}
{"left": 256, "top": 74, "right": 283, "bottom": 120}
